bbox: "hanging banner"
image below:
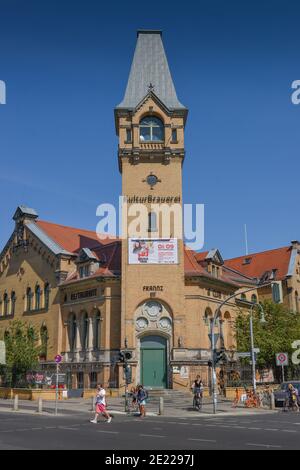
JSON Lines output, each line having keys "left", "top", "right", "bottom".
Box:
{"left": 128, "top": 238, "right": 178, "bottom": 265}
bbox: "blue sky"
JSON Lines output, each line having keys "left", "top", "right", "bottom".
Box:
{"left": 0, "top": 0, "right": 299, "bottom": 258}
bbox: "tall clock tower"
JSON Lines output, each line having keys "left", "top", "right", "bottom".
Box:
{"left": 115, "top": 30, "right": 188, "bottom": 388}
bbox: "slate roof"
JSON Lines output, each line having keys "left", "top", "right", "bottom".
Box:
{"left": 116, "top": 30, "right": 187, "bottom": 111}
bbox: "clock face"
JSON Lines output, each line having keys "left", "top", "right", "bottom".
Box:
{"left": 146, "top": 174, "right": 158, "bottom": 187}
{"left": 136, "top": 317, "right": 148, "bottom": 330}
{"left": 143, "top": 301, "right": 162, "bottom": 318}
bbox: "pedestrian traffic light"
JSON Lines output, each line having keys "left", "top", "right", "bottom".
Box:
{"left": 213, "top": 348, "right": 227, "bottom": 365}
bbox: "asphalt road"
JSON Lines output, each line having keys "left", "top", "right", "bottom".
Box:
{"left": 0, "top": 410, "right": 300, "bottom": 450}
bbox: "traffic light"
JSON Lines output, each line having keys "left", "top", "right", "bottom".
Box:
{"left": 118, "top": 350, "right": 133, "bottom": 363}
{"left": 118, "top": 351, "right": 125, "bottom": 362}
{"left": 213, "top": 348, "right": 227, "bottom": 365}
{"left": 124, "top": 351, "right": 133, "bottom": 361}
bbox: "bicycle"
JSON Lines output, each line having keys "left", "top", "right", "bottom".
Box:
{"left": 193, "top": 391, "right": 203, "bottom": 411}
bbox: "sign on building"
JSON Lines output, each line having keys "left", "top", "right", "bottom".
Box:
{"left": 276, "top": 352, "right": 288, "bottom": 366}
{"left": 0, "top": 341, "right": 6, "bottom": 365}
{"left": 128, "top": 238, "right": 178, "bottom": 264}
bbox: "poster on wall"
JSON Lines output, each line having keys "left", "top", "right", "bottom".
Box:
{"left": 128, "top": 238, "right": 178, "bottom": 265}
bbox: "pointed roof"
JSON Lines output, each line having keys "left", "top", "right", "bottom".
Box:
{"left": 116, "top": 30, "right": 187, "bottom": 112}
{"left": 13, "top": 205, "right": 38, "bottom": 221}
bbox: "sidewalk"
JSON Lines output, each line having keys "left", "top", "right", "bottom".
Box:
{"left": 0, "top": 396, "right": 278, "bottom": 418}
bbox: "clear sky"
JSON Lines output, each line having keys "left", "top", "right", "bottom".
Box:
{"left": 0, "top": 0, "right": 299, "bottom": 258}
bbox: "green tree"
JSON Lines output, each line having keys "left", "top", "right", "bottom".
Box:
{"left": 0, "top": 320, "right": 41, "bottom": 387}
{"left": 235, "top": 301, "right": 300, "bottom": 380}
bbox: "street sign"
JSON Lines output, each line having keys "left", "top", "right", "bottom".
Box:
{"left": 237, "top": 349, "right": 260, "bottom": 359}
{"left": 276, "top": 352, "right": 288, "bottom": 366}
{"left": 55, "top": 355, "right": 62, "bottom": 364}
{"left": 208, "top": 334, "right": 220, "bottom": 346}
{"left": 237, "top": 352, "right": 251, "bottom": 358}
{"left": 0, "top": 341, "right": 5, "bottom": 365}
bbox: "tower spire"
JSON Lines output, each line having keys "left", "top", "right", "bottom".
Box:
{"left": 116, "top": 30, "right": 187, "bottom": 112}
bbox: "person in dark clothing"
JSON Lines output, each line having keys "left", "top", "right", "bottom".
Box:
{"left": 136, "top": 384, "right": 148, "bottom": 417}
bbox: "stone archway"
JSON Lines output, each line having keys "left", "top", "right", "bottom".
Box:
{"left": 134, "top": 299, "right": 173, "bottom": 389}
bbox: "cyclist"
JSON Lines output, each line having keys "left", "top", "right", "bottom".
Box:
{"left": 287, "top": 384, "right": 299, "bottom": 412}
{"left": 192, "top": 376, "right": 204, "bottom": 410}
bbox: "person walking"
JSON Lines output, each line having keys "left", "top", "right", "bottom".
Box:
{"left": 130, "top": 386, "right": 138, "bottom": 412}
{"left": 137, "top": 384, "right": 148, "bottom": 418}
{"left": 90, "top": 384, "right": 112, "bottom": 423}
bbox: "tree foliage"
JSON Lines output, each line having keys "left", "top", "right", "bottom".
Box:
{"left": 0, "top": 320, "right": 41, "bottom": 387}
{"left": 235, "top": 301, "right": 300, "bottom": 377}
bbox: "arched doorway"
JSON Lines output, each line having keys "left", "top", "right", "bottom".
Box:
{"left": 140, "top": 335, "right": 167, "bottom": 388}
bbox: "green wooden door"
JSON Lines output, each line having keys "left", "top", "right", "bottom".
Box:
{"left": 141, "top": 336, "right": 167, "bottom": 388}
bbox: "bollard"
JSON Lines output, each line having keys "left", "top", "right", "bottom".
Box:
{"left": 37, "top": 397, "right": 43, "bottom": 413}
{"left": 90, "top": 396, "right": 95, "bottom": 412}
{"left": 159, "top": 396, "right": 164, "bottom": 415}
{"left": 13, "top": 394, "right": 19, "bottom": 412}
{"left": 270, "top": 392, "right": 275, "bottom": 410}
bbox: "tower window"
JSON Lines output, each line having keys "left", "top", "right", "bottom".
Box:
{"left": 140, "top": 116, "right": 164, "bottom": 142}
{"left": 171, "top": 129, "right": 177, "bottom": 142}
{"left": 126, "top": 129, "right": 132, "bottom": 143}
{"left": 148, "top": 212, "right": 158, "bottom": 232}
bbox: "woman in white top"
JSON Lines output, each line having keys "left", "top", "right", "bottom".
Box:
{"left": 90, "top": 384, "right": 112, "bottom": 423}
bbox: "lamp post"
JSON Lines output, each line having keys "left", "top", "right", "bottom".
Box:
{"left": 210, "top": 282, "right": 272, "bottom": 414}
{"left": 249, "top": 302, "right": 266, "bottom": 393}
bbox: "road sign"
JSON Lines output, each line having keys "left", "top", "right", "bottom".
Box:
{"left": 276, "top": 352, "right": 288, "bottom": 366}
{"left": 55, "top": 355, "right": 62, "bottom": 364}
{"left": 237, "top": 349, "right": 260, "bottom": 358}
{"left": 208, "top": 334, "right": 220, "bottom": 346}
{"left": 237, "top": 352, "right": 251, "bottom": 358}
{"left": 0, "top": 341, "right": 6, "bottom": 365}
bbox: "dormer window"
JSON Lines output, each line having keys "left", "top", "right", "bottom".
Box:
{"left": 79, "top": 264, "right": 90, "bottom": 279}
{"left": 140, "top": 116, "right": 164, "bottom": 142}
{"left": 243, "top": 257, "right": 252, "bottom": 265}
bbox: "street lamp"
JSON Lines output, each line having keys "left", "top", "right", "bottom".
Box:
{"left": 249, "top": 302, "right": 266, "bottom": 393}
{"left": 210, "top": 282, "right": 272, "bottom": 414}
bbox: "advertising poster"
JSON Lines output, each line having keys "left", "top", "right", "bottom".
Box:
{"left": 128, "top": 238, "right": 178, "bottom": 265}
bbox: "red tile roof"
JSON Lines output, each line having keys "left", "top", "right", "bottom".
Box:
{"left": 194, "top": 251, "right": 209, "bottom": 262}
{"left": 36, "top": 220, "right": 116, "bottom": 254}
{"left": 225, "top": 246, "right": 292, "bottom": 281}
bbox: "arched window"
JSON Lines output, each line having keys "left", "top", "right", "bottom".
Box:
{"left": 69, "top": 314, "right": 76, "bottom": 352}
{"left": 94, "top": 311, "right": 101, "bottom": 350}
{"left": 81, "top": 312, "right": 89, "bottom": 350}
{"left": 241, "top": 293, "right": 247, "bottom": 301}
{"left": 44, "top": 283, "right": 50, "bottom": 310}
{"left": 40, "top": 324, "right": 48, "bottom": 359}
{"left": 35, "top": 285, "right": 41, "bottom": 310}
{"left": 3, "top": 293, "right": 9, "bottom": 316}
{"left": 26, "top": 288, "right": 32, "bottom": 311}
{"left": 140, "top": 116, "right": 164, "bottom": 142}
{"left": 204, "top": 307, "right": 213, "bottom": 326}
{"left": 251, "top": 294, "right": 257, "bottom": 304}
{"left": 11, "top": 291, "right": 16, "bottom": 315}
{"left": 148, "top": 212, "right": 158, "bottom": 232}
